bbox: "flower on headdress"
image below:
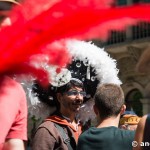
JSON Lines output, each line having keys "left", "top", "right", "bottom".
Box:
{"left": 50, "top": 68, "right": 72, "bottom": 87}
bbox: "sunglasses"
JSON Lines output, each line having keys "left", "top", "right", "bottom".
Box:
{"left": 65, "top": 90, "right": 86, "bottom": 97}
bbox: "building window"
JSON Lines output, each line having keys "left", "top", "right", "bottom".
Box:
{"left": 125, "top": 89, "right": 143, "bottom": 117}
{"left": 142, "top": 0, "right": 150, "bottom": 3}
{"left": 132, "top": 22, "right": 150, "bottom": 40}
{"left": 107, "top": 31, "right": 126, "bottom": 45}
{"left": 117, "top": 0, "right": 127, "bottom": 5}
{"left": 133, "top": 0, "right": 150, "bottom": 3}
{"left": 132, "top": 0, "right": 140, "bottom": 3}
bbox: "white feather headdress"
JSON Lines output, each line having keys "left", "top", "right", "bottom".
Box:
{"left": 26, "top": 39, "right": 121, "bottom": 120}
{"left": 66, "top": 40, "right": 121, "bottom": 85}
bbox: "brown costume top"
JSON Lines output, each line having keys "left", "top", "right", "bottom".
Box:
{"left": 32, "top": 112, "right": 82, "bottom": 150}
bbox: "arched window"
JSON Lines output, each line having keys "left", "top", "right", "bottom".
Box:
{"left": 125, "top": 89, "right": 143, "bottom": 116}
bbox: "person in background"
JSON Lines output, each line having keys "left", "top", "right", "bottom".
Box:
{"left": 133, "top": 114, "right": 150, "bottom": 150}
{"left": 77, "top": 83, "right": 135, "bottom": 150}
{"left": 119, "top": 111, "right": 141, "bottom": 131}
{"left": 0, "top": 1, "right": 27, "bottom": 150}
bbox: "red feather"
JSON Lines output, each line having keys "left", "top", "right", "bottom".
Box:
{"left": 0, "top": 0, "right": 150, "bottom": 85}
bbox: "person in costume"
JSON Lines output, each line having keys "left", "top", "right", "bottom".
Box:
{"left": 0, "top": 1, "right": 27, "bottom": 150}
{"left": 32, "top": 77, "right": 85, "bottom": 150}
{"left": 30, "top": 40, "right": 121, "bottom": 150}
{"left": 119, "top": 111, "right": 141, "bottom": 131}
{"left": 77, "top": 83, "right": 135, "bottom": 150}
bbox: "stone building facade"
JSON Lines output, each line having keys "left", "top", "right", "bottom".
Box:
{"left": 92, "top": 0, "right": 150, "bottom": 116}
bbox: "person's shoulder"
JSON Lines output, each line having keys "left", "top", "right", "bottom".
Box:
{"left": 138, "top": 114, "right": 148, "bottom": 128}
{"left": 98, "top": 126, "right": 134, "bottom": 136}
{"left": 1, "top": 76, "right": 24, "bottom": 92}
{"left": 0, "top": 76, "right": 16, "bottom": 86}
{"left": 135, "top": 114, "right": 149, "bottom": 137}
{"left": 35, "top": 121, "right": 57, "bottom": 136}
{"left": 80, "top": 127, "right": 95, "bottom": 137}
{"left": 118, "top": 127, "right": 135, "bottom": 137}
{"left": 38, "top": 120, "right": 54, "bottom": 129}
{"left": 0, "top": 76, "right": 26, "bottom": 103}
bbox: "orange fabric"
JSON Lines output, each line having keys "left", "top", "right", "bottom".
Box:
{"left": 46, "top": 115, "right": 82, "bottom": 142}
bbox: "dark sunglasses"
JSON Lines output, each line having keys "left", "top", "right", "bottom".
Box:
{"left": 65, "top": 90, "right": 86, "bottom": 97}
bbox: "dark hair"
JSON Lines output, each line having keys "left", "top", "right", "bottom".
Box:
{"left": 94, "top": 83, "right": 124, "bottom": 119}
{"left": 56, "top": 78, "right": 84, "bottom": 94}
{"left": 32, "top": 78, "right": 84, "bottom": 109}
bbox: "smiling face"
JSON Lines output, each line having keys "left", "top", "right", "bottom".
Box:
{"left": 57, "top": 86, "right": 84, "bottom": 115}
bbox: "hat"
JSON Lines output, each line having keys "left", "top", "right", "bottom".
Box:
{"left": 120, "top": 114, "right": 141, "bottom": 125}
{"left": 27, "top": 39, "right": 122, "bottom": 119}
{"left": 49, "top": 40, "right": 121, "bottom": 96}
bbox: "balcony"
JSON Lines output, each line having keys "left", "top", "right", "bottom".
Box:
{"left": 106, "top": 22, "right": 150, "bottom": 45}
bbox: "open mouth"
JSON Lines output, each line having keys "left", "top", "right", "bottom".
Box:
{"left": 72, "top": 104, "right": 82, "bottom": 108}
{"left": 73, "top": 102, "right": 82, "bottom": 106}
